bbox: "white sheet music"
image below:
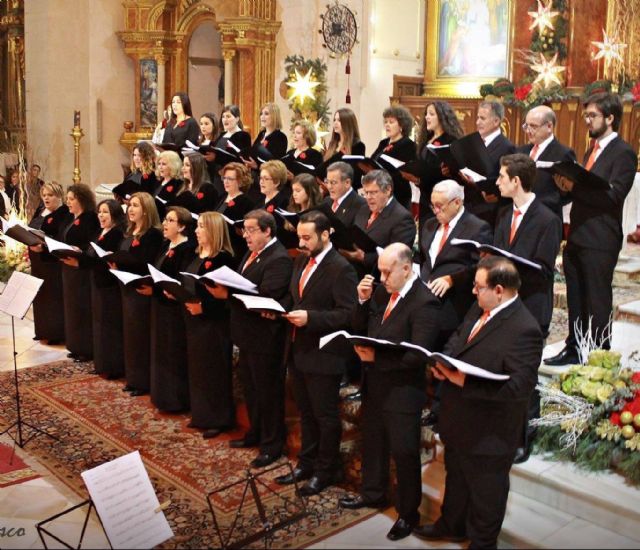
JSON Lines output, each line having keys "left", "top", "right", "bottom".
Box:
{"left": 81, "top": 451, "right": 173, "bottom": 549}
{"left": 232, "top": 293, "right": 285, "bottom": 312}
{"left": 0, "top": 271, "right": 43, "bottom": 319}
{"left": 90, "top": 242, "right": 112, "bottom": 258}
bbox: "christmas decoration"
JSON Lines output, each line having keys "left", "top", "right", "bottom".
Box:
{"left": 283, "top": 55, "right": 331, "bottom": 128}
{"left": 528, "top": 0, "right": 559, "bottom": 33}
{"left": 286, "top": 68, "right": 321, "bottom": 104}
{"left": 531, "top": 52, "right": 566, "bottom": 88}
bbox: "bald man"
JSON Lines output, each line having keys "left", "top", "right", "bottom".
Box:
{"left": 517, "top": 105, "right": 576, "bottom": 219}
{"left": 339, "top": 243, "right": 441, "bottom": 541}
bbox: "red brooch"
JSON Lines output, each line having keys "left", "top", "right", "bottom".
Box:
{"left": 142, "top": 173, "right": 149, "bottom": 180}
{"left": 261, "top": 139, "right": 268, "bottom": 147}
{"left": 299, "top": 152, "right": 307, "bottom": 160}
{"left": 227, "top": 200, "right": 235, "bottom": 207}
{"left": 432, "top": 140, "right": 441, "bottom": 146}
{"left": 98, "top": 234, "right": 104, "bottom": 241}
{"left": 197, "top": 192, "right": 204, "bottom": 200}
{"left": 166, "top": 185, "right": 174, "bottom": 193}
{"left": 131, "top": 239, "right": 140, "bottom": 247}
{"left": 383, "top": 144, "right": 394, "bottom": 153}
{"left": 167, "top": 249, "right": 175, "bottom": 258}
{"left": 73, "top": 219, "right": 80, "bottom": 226}
{"left": 177, "top": 121, "right": 185, "bottom": 128}
{"left": 204, "top": 260, "right": 212, "bottom": 270}
{"left": 266, "top": 204, "right": 274, "bottom": 213}
{"left": 47, "top": 217, "right": 53, "bottom": 224}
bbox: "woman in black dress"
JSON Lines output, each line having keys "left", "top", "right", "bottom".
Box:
{"left": 369, "top": 105, "right": 417, "bottom": 209}
{"left": 324, "top": 108, "right": 366, "bottom": 189}
{"left": 280, "top": 173, "right": 324, "bottom": 253}
{"left": 255, "top": 160, "right": 290, "bottom": 213}
{"left": 28, "top": 182, "right": 70, "bottom": 344}
{"left": 141, "top": 206, "right": 194, "bottom": 412}
{"left": 283, "top": 120, "right": 323, "bottom": 193}
{"left": 154, "top": 150, "right": 183, "bottom": 219}
{"left": 215, "top": 162, "right": 255, "bottom": 262}
{"left": 182, "top": 212, "right": 236, "bottom": 438}
{"left": 59, "top": 183, "right": 100, "bottom": 362}
{"left": 198, "top": 112, "right": 218, "bottom": 145}
{"left": 90, "top": 199, "right": 126, "bottom": 378}
{"left": 162, "top": 91, "right": 200, "bottom": 149}
{"left": 415, "top": 101, "right": 463, "bottom": 229}
{"left": 172, "top": 152, "right": 218, "bottom": 215}
{"left": 113, "top": 192, "right": 163, "bottom": 396}
{"left": 113, "top": 142, "right": 159, "bottom": 202}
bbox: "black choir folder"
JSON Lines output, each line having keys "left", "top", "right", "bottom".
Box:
{"left": 148, "top": 264, "right": 199, "bottom": 303}
{"left": 1, "top": 219, "right": 45, "bottom": 247}
{"left": 449, "top": 238, "right": 542, "bottom": 271}
{"left": 319, "top": 331, "right": 509, "bottom": 381}
{"left": 536, "top": 160, "right": 610, "bottom": 190}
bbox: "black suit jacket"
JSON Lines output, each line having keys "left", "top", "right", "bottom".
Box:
{"left": 440, "top": 299, "right": 542, "bottom": 456}
{"left": 352, "top": 279, "right": 441, "bottom": 413}
{"left": 567, "top": 135, "right": 637, "bottom": 251}
{"left": 283, "top": 247, "right": 358, "bottom": 375}
{"left": 354, "top": 198, "right": 417, "bottom": 272}
{"left": 518, "top": 138, "right": 575, "bottom": 218}
{"left": 371, "top": 136, "right": 417, "bottom": 207}
{"left": 494, "top": 199, "right": 561, "bottom": 332}
{"left": 230, "top": 241, "right": 293, "bottom": 354}
{"left": 420, "top": 210, "right": 492, "bottom": 336}
{"left": 322, "top": 189, "right": 366, "bottom": 228}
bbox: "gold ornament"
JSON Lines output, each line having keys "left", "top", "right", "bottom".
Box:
{"left": 286, "top": 69, "right": 321, "bottom": 104}
{"left": 528, "top": 0, "right": 559, "bottom": 33}
{"left": 592, "top": 29, "right": 627, "bottom": 63}
{"left": 531, "top": 52, "right": 566, "bottom": 88}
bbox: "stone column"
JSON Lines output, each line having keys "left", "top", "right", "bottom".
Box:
{"left": 223, "top": 49, "right": 236, "bottom": 105}
{"left": 155, "top": 53, "right": 167, "bottom": 123}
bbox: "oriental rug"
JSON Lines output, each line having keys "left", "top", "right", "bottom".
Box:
{"left": 0, "top": 361, "right": 375, "bottom": 548}
{"left": 0, "top": 443, "right": 40, "bottom": 488}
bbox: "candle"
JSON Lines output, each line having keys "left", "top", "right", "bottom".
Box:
{"left": 74, "top": 110, "right": 80, "bottom": 127}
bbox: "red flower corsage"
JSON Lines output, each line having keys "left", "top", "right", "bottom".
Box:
{"left": 177, "top": 120, "right": 185, "bottom": 128}
{"left": 266, "top": 204, "right": 274, "bottom": 213}
{"left": 196, "top": 192, "right": 204, "bottom": 200}
{"left": 167, "top": 249, "right": 175, "bottom": 258}
{"left": 261, "top": 139, "right": 268, "bottom": 147}
{"left": 227, "top": 200, "right": 236, "bottom": 207}
{"left": 383, "top": 144, "right": 394, "bottom": 153}
{"left": 432, "top": 140, "right": 441, "bottom": 147}
{"left": 204, "top": 260, "right": 212, "bottom": 270}
{"left": 73, "top": 219, "right": 80, "bottom": 226}
{"left": 98, "top": 234, "right": 104, "bottom": 241}
{"left": 299, "top": 152, "right": 307, "bottom": 160}
{"left": 47, "top": 217, "right": 53, "bottom": 224}
{"left": 131, "top": 239, "right": 140, "bottom": 247}
{"left": 166, "top": 185, "right": 174, "bottom": 193}
{"left": 142, "top": 173, "right": 149, "bottom": 180}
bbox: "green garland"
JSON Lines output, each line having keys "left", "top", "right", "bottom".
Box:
{"left": 283, "top": 55, "right": 331, "bottom": 127}
{"left": 530, "top": 0, "right": 569, "bottom": 61}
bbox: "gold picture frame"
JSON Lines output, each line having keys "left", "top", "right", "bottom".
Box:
{"left": 423, "top": 0, "right": 515, "bottom": 98}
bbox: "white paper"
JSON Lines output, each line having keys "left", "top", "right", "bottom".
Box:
{"left": 44, "top": 236, "right": 81, "bottom": 253}
{"left": 232, "top": 293, "right": 285, "bottom": 312}
{"left": 97, "top": 183, "right": 118, "bottom": 193}
{"left": 193, "top": 265, "right": 258, "bottom": 294}
{"left": 184, "top": 139, "right": 199, "bottom": 151}
{"left": 109, "top": 269, "right": 146, "bottom": 285}
{"left": 155, "top": 196, "right": 167, "bottom": 205}
{"left": 379, "top": 154, "right": 405, "bottom": 169}
{"left": 90, "top": 242, "right": 112, "bottom": 258}
{"left": 459, "top": 167, "right": 487, "bottom": 183}
{"left": 275, "top": 208, "right": 297, "bottom": 218}
{"left": 535, "top": 160, "right": 555, "bottom": 169}
{"left": 1, "top": 218, "right": 19, "bottom": 232}
{"left": 226, "top": 140, "right": 241, "bottom": 153}
{"left": 319, "top": 330, "right": 396, "bottom": 349}
{"left": 148, "top": 263, "right": 180, "bottom": 285}
{"left": 191, "top": 212, "right": 199, "bottom": 220}
{"left": 0, "top": 271, "right": 44, "bottom": 319}
{"left": 81, "top": 451, "right": 173, "bottom": 549}
{"left": 341, "top": 155, "right": 366, "bottom": 161}
{"left": 221, "top": 214, "right": 238, "bottom": 225}
{"left": 450, "top": 238, "right": 543, "bottom": 271}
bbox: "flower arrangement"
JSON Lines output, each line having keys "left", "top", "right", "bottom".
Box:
{"left": 533, "top": 349, "right": 640, "bottom": 484}
{"left": 0, "top": 244, "right": 31, "bottom": 283}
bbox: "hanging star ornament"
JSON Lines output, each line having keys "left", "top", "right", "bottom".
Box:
{"left": 286, "top": 69, "right": 321, "bottom": 104}
{"left": 313, "top": 119, "right": 330, "bottom": 150}
{"left": 531, "top": 52, "right": 566, "bottom": 88}
{"left": 592, "top": 29, "right": 627, "bottom": 63}
{"left": 528, "top": 0, "right": 559, "bottom": 33}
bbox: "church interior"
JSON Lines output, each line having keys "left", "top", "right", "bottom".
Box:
{"left": 2, "top": 0, "right": 640, "bottom": 548}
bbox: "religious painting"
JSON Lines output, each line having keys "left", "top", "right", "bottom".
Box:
{"left": 139, "top": 59, "right": 158, "bottom": 127}
{"left": 423, "top": 0, "right": 513, "bottom": 97}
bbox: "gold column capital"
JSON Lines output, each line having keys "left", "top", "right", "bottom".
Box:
{"left": 222, "top": 49, "right": 237, "bottom": 62}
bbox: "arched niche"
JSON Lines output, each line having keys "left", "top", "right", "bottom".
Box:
{"left": 186, "top": 21, "right": 223, "bottom": 120}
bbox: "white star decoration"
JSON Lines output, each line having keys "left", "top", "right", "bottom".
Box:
{"left": 286, "top": 69, "right": 321, "bottom": 103}
{"left": 592, "top": 29, "right": 627, "bottom": 63}
{"left": 528, "top": 0, "right": 559, "bottom": 33}
{"left": 313, "top": 119, "right": 330, "bottom": 150}
{"left": 531, "top": 52, "right": 566, "bottom": 88}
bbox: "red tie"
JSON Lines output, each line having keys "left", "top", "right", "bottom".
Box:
{"left": 242, "top": 251, "right": 258, "bottom": 272}
{"left": 467, "top": 310, "right": 490, "bottom": 342}
{"left": 367, "top": 211, "right": 379, "bottom": 228}
{"left": 509, "top": 209, "right": 522, "bottom": 245}
{"left": 584, "top": 141, "right": 600, "bottom": 171}
{"left": 437, "top": 223, "right": 450, "bottom": 255}
{"left": 332, "top": 199, "right": 339, "bottom": 212}
{"left": 383, "top": 292, "right": 400, "bottom": 322}
{"left": 298, "top": 257, "right": 316, "bottom": 297}
{"left": 529, "top": 144, "right": 539, "bottom": 159}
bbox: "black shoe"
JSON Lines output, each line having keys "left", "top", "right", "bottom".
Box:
{"left": 129, "top": 389, "right": 147, "bottom": 397}
{"left": 67, "top": 352, "right": 78, "bottom": 359}
{"left": 387, "top": 514, "right": 419, "bottom": 541}
{"left": 344, "top": 390, "right": 361, "bottom": 402}
{"left": 513, "top": 445, "right": 532, "bottom": 464}
{"left": 203, "top": 428, "right": 222, "bottom": 439}
{"left": 250, "top": 453, "right": 281, "bottom": 468}
{"left": 33, "top": 336, "right": 41, "bottom": 341}
{"left": 275, "top": 466, "right": 313, "bottom": 485}
{"left": 296, "top": 475, "right": 337, "bottom": 496}
{"left": 413, "top": 523, "right": 467, "bottom": 542}
{"left": 122, "top": 385, "right": 134, "bottom": 392}
{"left": 338, "top": 494, "right": 388, "bottom": 510}
{"left": 229, "top": 437, "right": 259, "bottom": 449}
{"left": 543, "top": 347, "right": 579, "bottom": 366}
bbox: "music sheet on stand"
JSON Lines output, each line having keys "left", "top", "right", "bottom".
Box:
{"left": 0, "top": 271, "right": 43, "bottom": 319}
{"left": 81, "top": 451, "right": 173, "bottom": 549}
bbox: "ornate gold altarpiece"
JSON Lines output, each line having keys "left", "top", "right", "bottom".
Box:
{"left": 117, "top": 0, "right": 281, "bottom": 151}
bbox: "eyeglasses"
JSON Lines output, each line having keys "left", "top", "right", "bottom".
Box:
{"left": 521, "top": 122, "right": 546, "bottom": 131}
{"left": 472, "top": 281, "right": 492, "bottom": 293}
{"left": 222, "top": 176, "right": 237, "bottom": 182}
{"left": 163, "top": 217, "right": 178, "bottom": 223}
{"left": 259, "top": 176, "right": 274, "bottom": 182}
{"left": 430, "top": 198, "right": 456, "bottom": 213}
{"left": 362, "top": 189, "right": 381, "bottom": 197}
{"left": 583, "top": 112, "right": 603, "bottom": 121}
{"left": 242, "top": 226, "right": 262, "bottom": 235}
{"left": 324, "top": 179, "right": 342, "bottom": 186}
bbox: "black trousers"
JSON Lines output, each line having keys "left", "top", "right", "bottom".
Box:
{"left": 564, "top": 243, "right": 619, "bottom": 351}
{"left": 289, "top": 364, "right": 342, "bottom": 480}
{"left": 437, "top": 447, "right": 514, "bottom": 549}
{"left": 360, "top": 381, "right": 422, "bottom": 520}
{"left": 238, "top": 350, "right": 286, "bottom": 456}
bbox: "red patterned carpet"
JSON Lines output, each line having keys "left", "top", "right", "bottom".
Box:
{"left": 0, "top": 442, "right": 40, "bottom": 488}
{"left": 0, "top": 360, "right": 374, "bottom": 548}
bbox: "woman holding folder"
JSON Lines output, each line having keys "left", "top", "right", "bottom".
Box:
{"left": 255, "top": 160, "right": 290, "bottom": 213}
{"left": 171, "top": 152, "right": 218, "bottom": 215}
{"left": 284, "top": 121, "right": 323, "bottom": 185}
{"left": 182, "top": 212, "right": 236, "bottom": 438}
{"left": 28, "top": 181, "right": 70, "bottom": 345}
{"left": 89, "top": 199, "right": 126, "bottom": 378}
{"left": 113, "top": 142, "right": 159, "bottom": 203}
{"left": 143, "top": 206, "right": 195, "bottom": 412}
{"left": 154, "top": 150, "right": 183, "bottom": 220}
{"left": 60, "top": 183, "right": 100, "bottom": 362}
{"left": 113, "top": 192, "right": 163, "bottom": 396}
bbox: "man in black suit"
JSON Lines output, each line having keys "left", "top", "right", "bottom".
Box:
{"left": 494, "top": 154, "right": 561, "bottom": 463}
{"left": 420, "top": 179, "right": 492, "bottom": 350}
{"left": 517, "top": 105, "right": 575, "bottom": 220}
{"left": 208, "top": 210, "right": 293, "bottom": 468}
{"left": 414, "top": 256, "right": 543, "bottom": 548}
{"left": 275, "top": 210, "right": 359, "bottom": 496}
{"left": 545, "top": 93, "right": 638, "bottom": 366}
{"left": 343, "top": 170, "right": 416, "bottom": 274}
{"left": 322, "top": 161, "right": 367, "bottom": 227}
{"left": 339, "top": 243, "right": 440, "bottom": 541}
{"left": 463, "top": 101, "right": 516, "bottom": 228}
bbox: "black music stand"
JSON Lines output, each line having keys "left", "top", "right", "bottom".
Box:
{"left": 0, "top": 271, "right": 58, "bottom": 449}
{"left": 206, "top": 460, "right": 308, "bottom": 549}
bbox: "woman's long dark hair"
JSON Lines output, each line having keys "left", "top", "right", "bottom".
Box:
{"left": 170, "top": 91, "right": 193, "bottom": 122}
{"left": 416, "top": 101, "right": 463, "bottom": 152}
{"left": 97, "top": 198, "right": 127, "bottom": 231}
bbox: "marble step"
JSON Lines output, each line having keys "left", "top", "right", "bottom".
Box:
{"left": 616, "top": 299, "right": 640, "bottom": 324}
{"left": 614, "top": 257, "right": 640, "bottom": 283}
